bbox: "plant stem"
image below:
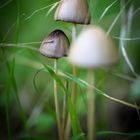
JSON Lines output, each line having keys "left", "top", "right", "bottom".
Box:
{"left": 65, "top": 23, "right": 77, "bottom": 139}
{"left": 62, "top": 81, "right": 68, "bottom": 133}
{"left": 54, "top": 59, "right": 63, "bottom": 140}
{"left": 72, "top": 23, "right": 77, "bottom": 102}
{"left": 72, "top": 66, "right": 78, "bottom": 102}
{"left": 87, "top": 70, "right": 96, "bottom": 140}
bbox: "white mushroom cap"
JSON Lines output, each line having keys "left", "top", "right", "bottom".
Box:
{"left": 55, "top": 0, "right": 90, "bottom": 24}
{"left": 68, "top": 26, "right": 119, "bottom": 68}
{"left": 39, "top": 30, "right": 69, "bottom": 59}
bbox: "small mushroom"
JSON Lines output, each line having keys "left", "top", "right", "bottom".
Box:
{"left": 68, "top": 26, "right": 119, "bottom": 140}
{"left": 39, "top": 29, "right": 69, "bottom": 59}
{"left": 39, "top": 29, "right": 69, "bottom": 140}
{"left": 55, "top": 0, "right": 90, "bottom": 24}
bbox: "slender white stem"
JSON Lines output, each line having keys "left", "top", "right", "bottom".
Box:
{"left": 72, "top": 23, "right": 76, "bottom": 42}
{"left": 65, "top": 23, "right": 77, "bottom": 140}
{"left": 62, "top": 81, "right": 68, "bottom": 132}
{"left": 53, "top": 59, "right": 63, "bottom": 140}
{"left": 87, "top": 70, "right": 96, "bottom": 140}
{"left": 72, "top": 23, "right": 77, "bottom": 102}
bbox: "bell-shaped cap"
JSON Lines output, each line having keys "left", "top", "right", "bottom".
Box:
{"left": 68, "top": 26, "right": 119, "bottom": 68}
{"left": 55, "top": 0, "right": 90, "bottom": 24}
{"left": 39, "top": 29, "right": 69, "bottom": 59}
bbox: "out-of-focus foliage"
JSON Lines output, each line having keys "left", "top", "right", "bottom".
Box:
{"left": 0, "top": 0, "right": 140, "bottom": 140}
{"left": 131, "top": 78, "right": 140, "bottom": 98}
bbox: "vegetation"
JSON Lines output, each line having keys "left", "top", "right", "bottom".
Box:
{"left": 0, "top": 0, "right": 140, "bottom": 140}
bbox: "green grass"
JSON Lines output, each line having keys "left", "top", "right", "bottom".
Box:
{"left": 0, "top": 0, "right": 140, "bottom": 140}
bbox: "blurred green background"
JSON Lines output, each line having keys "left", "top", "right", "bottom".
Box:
{"left": 0, "top": 0, "right": 140, "bottom": 140}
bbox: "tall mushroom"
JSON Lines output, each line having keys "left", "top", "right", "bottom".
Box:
{"left": 39, "top": 29, "right": 69, "bottom": 140}
{"left": 68, "top": 26, "right": 119, "bottom": 140}
{"left": 55, "top": 1, "right": 91, "bottom": 138}
{"left": 55, "top": 0, "right": 90, "bottom": 100}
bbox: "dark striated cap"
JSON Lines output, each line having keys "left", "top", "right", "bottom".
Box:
{"left": 39, "top": 29, "right": 69, "bottom": 59}
{"left": 54, "top": 0, "right": 91, "bottom": 24}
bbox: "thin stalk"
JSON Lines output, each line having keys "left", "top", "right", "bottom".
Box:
{"left": 53, "top": 59, "right": 63, "bottom": 140}
{"left": 87, "top": 70, "right": 96, "bottom": 140}
{"left": 62, "top": 81, "right": 68, "bottom": 133}
{"left": 72, "top": 23, "right": 77, "bottom": 102}
{"left": 65, "top": 120, "right": 71, "bottom": 140}
{"left": 65, "top": 23, "right": 77, "bottom": 140}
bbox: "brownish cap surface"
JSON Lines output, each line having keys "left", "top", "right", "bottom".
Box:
{"left": 39, "top": 29, "right": 69, "bottom": 59}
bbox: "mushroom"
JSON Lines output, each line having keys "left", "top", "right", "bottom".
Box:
{"left": 54, "top": 0, "right": 91, "bottom": 139}
{"left": 39, "top": 29, "right": 69, "bottom": 59}
{"left": 55, "top": 0, "right": 91, "bottom": 96}
{"left": 39, "top": 29, "right": 69, "bottom": 140}
{"left": 68, "top": 26, "right": 119, "bottom": 140}
{"left": 55, "top": 2, "right": 91, "bottom": 136}
{"left": 69, "top": 26, "right": 119, "bottom": 68}
{"left": 54, "top": 0, "right": 90, "bottom": 24}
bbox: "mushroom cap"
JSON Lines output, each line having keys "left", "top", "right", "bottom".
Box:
{"left": 55, "top": 0, "right": 90, "bottom": 24}
{"left": 68, "top": 26, "right": 119, "bottom": 68}
{"left": 39, "top": 29, "right": 69, "bottom": 59}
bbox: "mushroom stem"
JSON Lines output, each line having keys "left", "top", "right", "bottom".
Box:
{"left": 65, "top": 23, "right": 77, "bottom": 139}
{"left": 72, "top": 23, "right": 77, "bottom": 103}
{"left": 72, "top": 23, "right": 76, "bottom": 42}
{"left": 62, "top": 80, "right": 68, "bottom": 134}
{"left": 53, "top": 59, "right": 63, "bottom": 140}
{"left": 87, "top": 70, "right": 96, "bottom": 140}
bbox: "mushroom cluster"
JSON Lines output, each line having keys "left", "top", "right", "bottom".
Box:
{"left": 39, "top": 29, "right": 70, "bottom": 140}
{"left": 39, "top": 1, "right": 119, "bottom": 140}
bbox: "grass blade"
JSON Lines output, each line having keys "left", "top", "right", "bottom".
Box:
{"left": 106, "top": 0, "right": 131, "bottom": 35}
{"left": 43, "top": 63, "right": 66, "bottom": 92}
{"left": 0, "top": 0, "right": 13, "bottom": 9}
{"left": 46, "top": 1, "right": 60, "bottom": 16}
{"left": 25, "top": 1, "right": 60, "bottom": 20}
{"left": 99, "top": 0, "right": 118, "bottom": 21}
{"left": 97, "top": 131, "right": 140, "bottom": 137}
{"left": 33, "top": 68, "right": 45, "bottom": 94}
{"left": 70, "top": 133, "right": 85, "bottom": 140}
{"left": 68, "top": 96, "right": 85, "bottom": 140}
{"left": 58, "top": 71, "right": 140, "bottom": 110}
{"left": 10, "top": 59, "right": 27, "bottom": 127}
